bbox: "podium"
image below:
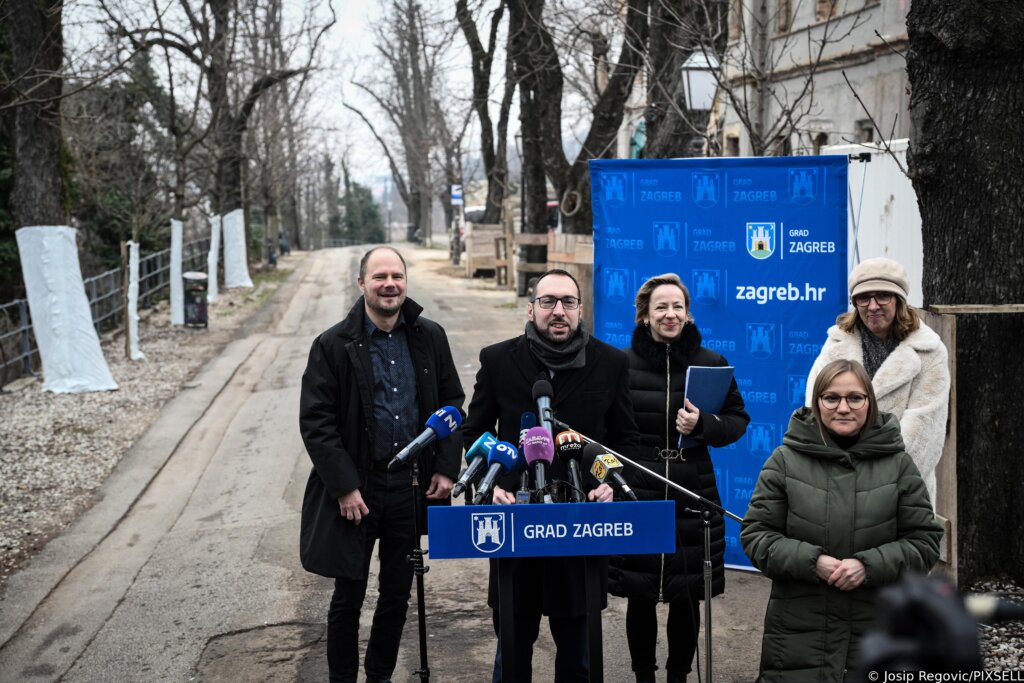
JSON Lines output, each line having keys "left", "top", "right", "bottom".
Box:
{"left": 428, "top": 501, "right": 676, "bottom": 681}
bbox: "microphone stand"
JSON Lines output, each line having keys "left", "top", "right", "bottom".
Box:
{"left": 408, "top": 453, "right": 431, "bottom": 682}
{"left": 551, "top": 417, "right": 742, "bottom": 682}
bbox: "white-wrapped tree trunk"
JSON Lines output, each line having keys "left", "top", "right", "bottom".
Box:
{"left": 15, "top": 226, "right": 118, "bottom": 393}
{"left": 170, "top": 219, "right": 184, "bottom": 325}
{"left": 221, "top": 208, "right": 253, "bottom": 288}
{"left": 127, "top": 240, "right": 145, "bottom": 361}
{"left": 207, "top": 215, "right": 220, "bottom": 303}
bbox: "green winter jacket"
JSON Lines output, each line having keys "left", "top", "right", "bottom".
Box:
{"left": 740, "top": 408, "right": 942, "bottom": 682}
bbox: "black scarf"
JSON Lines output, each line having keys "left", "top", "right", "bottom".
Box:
{"left": 525, "top": 321, "right": 589, "bottom": 371}
{"left": 857, "top": 317, "right": 898, "bottom": 378}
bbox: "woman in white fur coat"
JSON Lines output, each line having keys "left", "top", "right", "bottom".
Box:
{"left": 806, "top": 257, "right": 950, "bottom": 506}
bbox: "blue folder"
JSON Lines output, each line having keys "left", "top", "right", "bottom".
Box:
{"left": 678, "top": 366, "right": 735, "bottom": 449}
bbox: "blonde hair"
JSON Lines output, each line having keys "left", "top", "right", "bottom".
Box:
{"left": 837, "top": 295, "right": 921, "bottom": 342}
{"left": 810, "top": 359, "right": 879, "bottom": 437}
{"left": 634, "top": 274, "right": 692, "bottom": 326}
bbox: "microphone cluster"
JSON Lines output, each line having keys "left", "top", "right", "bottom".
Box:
{"left": 452, "top": 380, "right": 640, "bottom": 504}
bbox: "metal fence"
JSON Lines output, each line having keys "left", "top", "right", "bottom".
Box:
{"left": 0, "top": 238, "right": 210, "bottom": 387}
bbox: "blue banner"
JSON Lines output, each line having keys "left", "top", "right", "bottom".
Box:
{"left": 589, "top": 156, "right": 848, "bottom": 567}
{"left": 427, "top": 501, "right": 676, "bottom": 559}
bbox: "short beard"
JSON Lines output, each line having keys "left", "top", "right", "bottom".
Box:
{"left": 367, "top": 297, "right": 402, "bottom": 318}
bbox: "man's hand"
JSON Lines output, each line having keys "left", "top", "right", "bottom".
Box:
{"left": 490, "top": 484, "right": 516, "bottom": 505}
{"left": 827, "top": 558, "right": 866, "bottom": 591}
{"left": 676, "top": 399, "right": 700, "bottom": 435}
{"left": 587, "top": 483, "right": 614, "bottom": 503}
{"left": 338, "top": 489, "right": 370, "bottom": 526}
{"left": 425, "top": 473, "right": 454, "bottom": 499}
{"left": 816, "top": 554, "right": 841, "bottom": 582}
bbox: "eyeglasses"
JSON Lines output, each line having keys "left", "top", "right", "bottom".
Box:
{"left": 534, "top": 296, "right": 581, "bottom": 310}
{"left": 819, "top": 393, "right": 868, "bottom": 410}
{"left": 852, "top": 292, "right": 894, "bottom": 307}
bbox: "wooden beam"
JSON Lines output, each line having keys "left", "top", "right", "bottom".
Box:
{"left": 929, "top": 304, "right": 1024, "bottom": 315}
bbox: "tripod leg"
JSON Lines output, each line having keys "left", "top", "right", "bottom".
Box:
{"left": 409, "top": 459, "right": 431, "bottom": 681}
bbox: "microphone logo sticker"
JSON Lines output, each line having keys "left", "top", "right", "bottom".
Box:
{"left": 471, "top": 513, "right": 506, "bottom": 553}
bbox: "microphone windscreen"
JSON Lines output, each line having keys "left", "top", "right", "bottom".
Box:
{"left": 532, "top": 379, "right": 554, "bottom": 402}
{"left": 522, "top": 426, "right": 555, "bottom": 465}
{"left": 487, "top": 440, "right": 522, "bottom": 471}
{"left": 465, "top": 431, "right": 496, "bottom": 462}
{"left": 425, "top": 406, "right": 462, "bottom": 439}
{"left": 555, "top": 430, "right": 585, "bottom": 462}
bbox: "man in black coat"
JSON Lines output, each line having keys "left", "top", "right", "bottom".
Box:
{"left": 463, "top": 269, "right": 640, "bottom": 682}
{"left": 299, "top": 246, "right": 465, "bottom": 683}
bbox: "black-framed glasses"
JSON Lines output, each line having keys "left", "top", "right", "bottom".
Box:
{"left": 534, "top": 295, "right": 581, "bottom": 310}
{"left": 852, "top": 292, "right": 894, "bottom": 308}
{"left": 819, "top": 393, "right": 868, "bottom": 410}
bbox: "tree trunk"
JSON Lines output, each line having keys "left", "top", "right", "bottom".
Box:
{"left": 5, "top": 0, "right": 66, "bottom": 227}
{"left": 508, "top": 0, "right": 649, "bottom": 235}
{"left": 907, "top": 0, "right": 1024, "bottom": 584}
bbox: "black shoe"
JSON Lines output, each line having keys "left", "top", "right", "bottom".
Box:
{"left": 666, "top": 672, "right": 688, "bottom": 683}
{"left": 634, "top": 673, "right": 656, "bottom": 683}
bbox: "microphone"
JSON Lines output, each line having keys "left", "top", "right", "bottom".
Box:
{"left": 518, "top": 413, "right": 537, "bottom": 504}
{"left": 473, "top": 440, "right": 522, "bottom": 505}
{"left": 452, "top": 431, "right": 497, "bottom": 498}
{"left": 532, "top": 379, "right": 554, "bottom": 434}
{"left": 583, "top": 443, "right": 638, "bottom": 501}
{"left": 555, "top": 429, "right": 586, "bottom": 503}
{"left": 523, "top": 426, "right": 555, "bottom": 503}
{"left": 965, "top": 594, "right": 1024, "bottom": 623}
{"left": 389, "top": 406, "right": 462, "bottom": 470}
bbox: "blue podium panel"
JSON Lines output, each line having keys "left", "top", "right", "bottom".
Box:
{"left": 590, "top": 156, "right": 848, "bottom": 567}
{"left": 427, "top": 501, "right": 676, "bottom": 559}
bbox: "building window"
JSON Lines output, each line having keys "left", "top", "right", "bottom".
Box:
{"left": 777, "top": 0, "right": 791, "bottom": 33}
{"left": 812, "top": 132, "right": 829, "bottom": 154}
{"left": 856, "top": 120, "right": 875, "bottom": 143}
{"left": 816, "top": 0, "right": 837, "bottom": 21}
{"left": 726, "top": 135, "right": 740, "bottom": 157}
{"left": 729, "top": 0, "right": 744, "bottom": 41}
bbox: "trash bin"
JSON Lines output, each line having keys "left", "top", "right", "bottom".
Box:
{"left": 183, "top": 271, "right": 208, "bottom": 328}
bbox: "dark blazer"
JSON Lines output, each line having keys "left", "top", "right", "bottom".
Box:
{"left": 463, "top": 332, "right": 640, "bottom": 617}
{"left": 298, "top": 296, "right": 465, "bottom": 578}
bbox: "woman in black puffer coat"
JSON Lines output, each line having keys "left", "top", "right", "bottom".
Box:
{"left": 608, "top": 273, "right": 749, "bottom": 683}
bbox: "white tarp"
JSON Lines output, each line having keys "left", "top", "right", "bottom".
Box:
{"left": 170, "top": 219, "right": 184, "bottom": 325}
{"left": 15, "top": 226, "right": 118, "bottom": 393}
{"left": 127, "top": 240, "right": 145, "bottom": 361}
{"left": 221, "top": 209, "right": 253, "bottom": 288}
{"left": 207, "top": 215, "right": 220, "bottom": 303}
{"left": 824, "top": 140, "right": 924, "bottom": 307}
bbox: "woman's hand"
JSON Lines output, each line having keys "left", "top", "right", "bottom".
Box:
{"left": 676, "top": 399, "right": 700, "bottom": 435}
{"left": 827, "top": 558, "right": 866, "bottom": 591}
{"left": 816, "top": 554, "right": 841, "bottom": 582}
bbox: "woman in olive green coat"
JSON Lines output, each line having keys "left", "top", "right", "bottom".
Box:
{"left": 741, "top": 359, "right": 942, "bottom": 682}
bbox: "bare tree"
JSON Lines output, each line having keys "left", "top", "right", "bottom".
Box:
{"left": 3, "top": 0, "right": 67, "bottom": 227}
{"left": 508, "top": 0, "right": 650, "bottom": 234}
{"left": 101, "top": 0, "right": 333, "bottom": 221}
{"left": 352, "top": 0, "right": 452, "bottom": 246}
{"left": 456, "top": 0, "right": 516, "bottom": 224}
{"left": 706, "top": 0, "right": 864, "bottom": 156}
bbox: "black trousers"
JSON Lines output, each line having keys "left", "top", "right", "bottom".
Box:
{"left": 490, "top": 609, "right": 589, "bottom": 683}
{"left": 327, "top": 468, "right": 415, "bottom": 683}
{"left": 625, "top": 596, "right": 700, "bottom": 678}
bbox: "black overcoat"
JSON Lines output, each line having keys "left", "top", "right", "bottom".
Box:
{"left": 608, "top": 324, "right": 749, "bottom": 603}
{"left": 298, "top": 296, "right": 465, "bottom": 579}
{"left": 462, "top": 332, "right": 641, "bottom": 617}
